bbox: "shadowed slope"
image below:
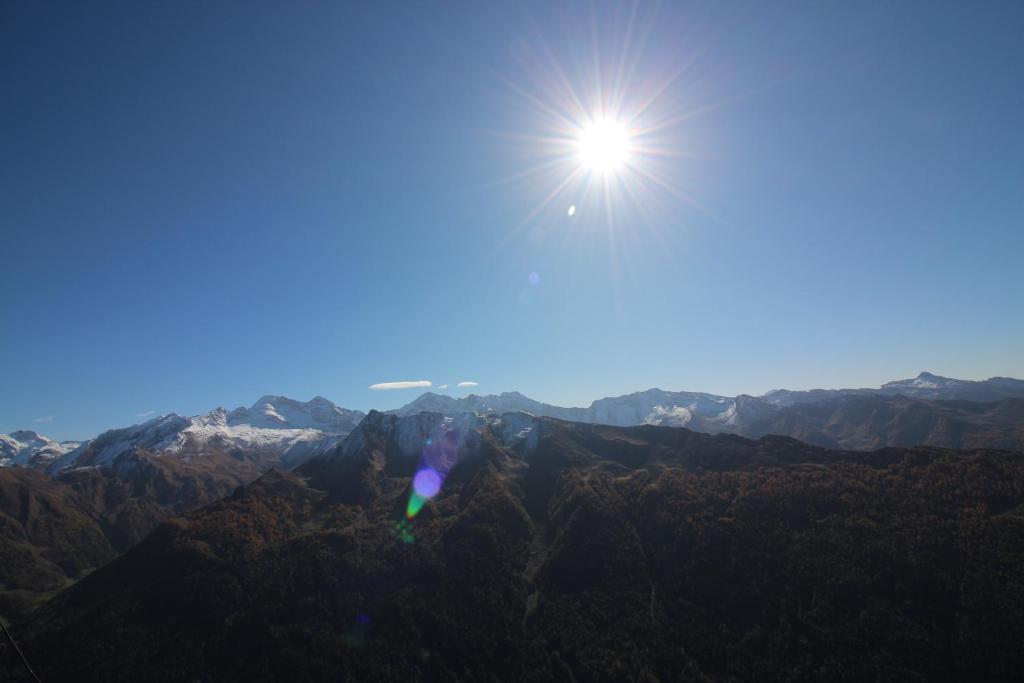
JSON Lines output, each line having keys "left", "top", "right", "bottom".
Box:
{"left": 0, "top": 443, "right": 294, "bottom": 623}
{"left": 5, "top": 416, "right": 1024, "bottom": 681}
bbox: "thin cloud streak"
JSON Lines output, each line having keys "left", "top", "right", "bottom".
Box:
{"left": 369, "top": 380, "right": 433, "bottom": 391}
{"left": 457, "top": 381, "right": 479, "bottom": 388}
{"left": 33, "top": 415, "right": 54, "bottom": 424}
{"left": 135, "top": 410, "right": 156, "bottom": 418}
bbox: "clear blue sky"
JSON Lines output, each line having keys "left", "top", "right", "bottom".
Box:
{"left": 2, "top": 1, "right": 1022, "bottom": 440}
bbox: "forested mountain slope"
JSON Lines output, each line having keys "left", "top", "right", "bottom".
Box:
{"left": 5, "top": 414, "right": 1023, "bottom": 681}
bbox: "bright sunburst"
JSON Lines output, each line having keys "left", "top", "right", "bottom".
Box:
{"left": 576, "top": 118, "right": 632, "bottom": 174}
{"left": 485, "top": 3, "right": 718, "bottom": 248}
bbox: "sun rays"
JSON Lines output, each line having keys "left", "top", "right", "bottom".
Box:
{"left": 482, "top": 3, "right": 725, "bottom": 259}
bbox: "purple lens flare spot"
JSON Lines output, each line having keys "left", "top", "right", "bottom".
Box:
{"left": 412, "top": 468, "right": 442, "bottom": 499}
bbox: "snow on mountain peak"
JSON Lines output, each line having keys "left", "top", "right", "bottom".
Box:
{"left": 316, "top": 410, "right": 487, "bottom": 467}
{"left": 882, "top": 371, "right": 953, "bottom": 390}
{"left": 14, "top": 374, "right": 1024, "bottom": 474}
{"left": 233, "top": 395, "right": 364, "bottom": 431}
{"left": 40, "top": 396, "right": 367, "bottom": 473}
{"left": 195, "top": 407, "right": 230, "bottom": 427}
{"left": 9, "top": 429, "right": 44, "bottom": 441}
{"left": 1, "top": 430, "right": 81, "bottom": 468}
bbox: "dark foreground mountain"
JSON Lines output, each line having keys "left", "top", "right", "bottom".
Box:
{"left": 0, "top": 445, "right": 285, "bottom": 622}
{"left": 5, "top": 413, "right": 1023, "bottom": 681}
{"left": 0, "top": 396, "right": 364, "bottom": 619}
{"left": 5, "top": 380, "right": 1021, "bottom": 623}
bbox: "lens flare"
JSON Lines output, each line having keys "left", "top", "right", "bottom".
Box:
{"left": 405, "top": 492, "right": 428, "bottom": 520}
{"left": 412, "top": 468, "right": 442, "bottom": 498}
{"left": 392, "top": 518, "right": 415, "bottom": 544}
{"left": 402, "top": 422, "right": 466, "bottom": 523}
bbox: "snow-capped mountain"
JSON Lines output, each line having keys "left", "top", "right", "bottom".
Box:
{"left": 388, "top": 391, "right": 583, "bottom": 421}
{"left": 761, "top": 372, "right": 1024, "bottom": 406}
{"left": 47, "top": 413, "right": 191, "bottom": 471}
{"left": 224, "top": 395, "right": 364, "bottom": 431}
{"left": 878, "top": 372, "right": 1024, "bottom": 402}
{"left": 46, "top": 396, "right": 365, "bottom": 473}
{"left": 310, "top": 410, "right": 542, "bottom": 474}
{"left": 299, "top": 410, "right": 491, "bottom": 504}
{"left": 390, "top": 388, "right": 776, "bottom": 434}
{"left": 0, "top": 430, "right": 81, "bottom": 468}
{"left": 388, "top": 372, "right": 1024, "bottom": 445}
{"left": 585, "top": 389, "right": 776, "bottom": 431}
{"left": 319, "top": 410, "right": 485, "bottom": 464}
{"left": 7, "top": 371, "right": 1024, "bottom": 474}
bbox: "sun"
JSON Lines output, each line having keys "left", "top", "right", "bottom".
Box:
{"left": 576, "top": 119, "right": 632, "bottom": 173}
{"left": 491, "top": 5, "right": 707, "bottom": 233}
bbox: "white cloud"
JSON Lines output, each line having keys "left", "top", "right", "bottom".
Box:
{"left": 33, "top": 415, "right": 54, "bottom": 424}
{"left": 369, "top": 380, "right": 433, "bottom": 391}
{"left": 437, "top": 384, "right": 449, "bottom": 389}
{"left": 135, "top": 410, "right": 156, "bottom": 418}
{"left": 457, "top": 381, "right": 479, "bottom": 388}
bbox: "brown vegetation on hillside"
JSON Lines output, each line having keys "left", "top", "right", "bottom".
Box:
{"left": 4, "top": 417, "right": 1022, "bottom": 681}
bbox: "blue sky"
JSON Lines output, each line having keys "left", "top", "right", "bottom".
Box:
{"left": 2, "top": 1, "right": 1022, "bottom": 440}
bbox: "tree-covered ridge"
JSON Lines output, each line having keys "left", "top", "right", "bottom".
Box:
{"left": 4, "top": 418, "right": 1024, "bottom": 681}
{"left": 0, "top": 445, "right": 281, "bottom": 623}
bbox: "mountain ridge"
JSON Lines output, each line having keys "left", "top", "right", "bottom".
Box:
{"left": 390, "top": 371, "right": 1024, "bottom": 417}
{"left": 0, "top": 431, "right": 80, "bottom": 469}
{"left": 385, "top": 372, "right": 1024, "bottom": 451}
{"left": 8, "top": 413, "right": 1023, "bottom": 681}
{"left": 35, "top": 395, "right": 365, "bottom": 474}
{"left": 5, "top": 373, "right": 1023, "bottom": 474}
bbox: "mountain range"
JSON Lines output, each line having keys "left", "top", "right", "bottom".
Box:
{"left": 5, "top": 411, "right": 1023, "bottom": 680}
{"left": 390, "top": 371, "right": 1024, "bottom": 426}
{"left": 30, "top": 395, "right": 366, "bottom": 474}
{"left": 2, "top": 372, "right": 1023, "bottom": 627}
{"left": 387, "top": 372, "right": 1024, "bottom": 451}
{"left": 5, "top": 372, "right": 1023, "bottom": 476}
{"left": 0, "top": 396, "right": 362, "bottom": 621}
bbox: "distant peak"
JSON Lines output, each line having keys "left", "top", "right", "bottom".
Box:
{"left": 139, "top": 413, "right": 178, "bottom": 425}
{"left": 197, "top": 407, "right": 229, "bottom": 426}
{"left": 883, "top": 372, "right": 951, "bottom": 388}
{"left": 9, "top": 430, "right": 44, "bottom": 441}
{"left": 250, "top": 395, "right": 281, "bottom": 409}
